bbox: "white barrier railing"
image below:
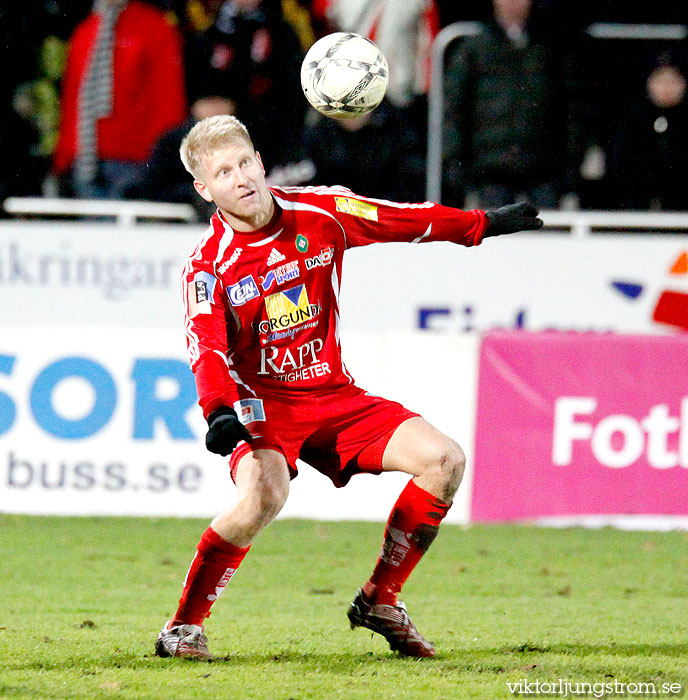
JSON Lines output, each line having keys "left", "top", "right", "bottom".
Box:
{"left": 586, "top": 23, "right": 688, "bottom": 40}
{"left": 540, "top": 210, "right": 688, "bottom": 237}
{"left": 426, "top": 22, "right": 483, "bottom": 205}
{"left": 3, "top": 197, "right": 198, "bottom": 226}
{"left": 3, "top": 202, "right": 688, "bottom": 238}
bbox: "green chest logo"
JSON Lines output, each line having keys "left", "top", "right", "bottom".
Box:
{"left": 295, "top": 234, "right": 309, "bottom": 253}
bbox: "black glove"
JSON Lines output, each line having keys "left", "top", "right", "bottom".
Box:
{"left": 484, "top": 202, "right": 543, "bottom": 237}
{"left": 205, "top": 406, "right": 252, "bottom": 456}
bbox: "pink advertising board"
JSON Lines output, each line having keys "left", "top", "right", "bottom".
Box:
{"left": 471, "top": 331, "right": 688, "bottom": 521}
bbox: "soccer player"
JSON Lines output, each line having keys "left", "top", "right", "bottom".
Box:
{"left": 155, "top": 114, "right": 542, "bottom": 660}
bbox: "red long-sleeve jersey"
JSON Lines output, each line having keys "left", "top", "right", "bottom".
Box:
{"left": 182, "top": 186, "right": 488, "bottom": 418}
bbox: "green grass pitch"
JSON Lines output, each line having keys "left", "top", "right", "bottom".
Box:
{"left": 1, "top": 516, "right": 687, "bottom": 699}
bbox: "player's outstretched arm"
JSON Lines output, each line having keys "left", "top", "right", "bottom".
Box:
{"left": 205, "top": 407, "right": 252, "bottom": 456}
{"left": 484, "top": 202, "right": 543, "bottom": 237}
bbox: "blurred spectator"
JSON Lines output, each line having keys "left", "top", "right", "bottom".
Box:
{"left": 0, "top": 2, "right": 93, "bottom": 204}
{"left": 0, "top": 102, "right": 45, "bottom": 207}
{"left": 281, "top": 0, "right": 316, "bottom": 51}
{"left": 53, "top": 0, "right": 187, "bottom": 199}
{"left": 442, "top": 0, "right": 590, "bottom": 209}
{"left": 302, "top": 100, "right": 425, "bottom": 202}
{"left": 605, "top": 52, "right": 688, "bottom": 211}
{"left": 435, "top": 0, "right": 490, "bottom": 26}
{"left": 436, "top": 0, "right": 687, "bottom": 31}
{"left": 0, "top": 7, "right": 47, "bottom": 205}
{"left": 185, "top": 0, "right": 306, "bottom": 173}
{"left": 169, "top": 0, "right": 224, "bottom": 35}
{"left": 127, "top": 93, "right": 237, "bottom": 218}
{"left": 169, "top": 0, "right": 314, "bottom": 47}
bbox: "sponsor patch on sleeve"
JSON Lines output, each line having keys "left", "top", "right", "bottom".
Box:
{"left": 335, "top": 197, "right": 378, "bottom": 221}
{"left": 187, "top": 271, "right": 217, "bottom": 317}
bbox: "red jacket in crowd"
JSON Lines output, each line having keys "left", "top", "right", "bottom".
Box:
{"left": 54, "top": 0, "right": 187, "bottom": 175}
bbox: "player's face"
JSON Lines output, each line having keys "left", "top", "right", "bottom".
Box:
{"left": 194, "top": 140, "right": 274, "bottom": 231}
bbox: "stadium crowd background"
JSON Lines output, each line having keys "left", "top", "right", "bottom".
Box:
{"left": 1, "top": 0, "right": 687, "bottom": 218}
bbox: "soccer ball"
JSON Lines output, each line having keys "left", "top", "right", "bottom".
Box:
{"left": 300, "top": 32, "right": 389, "bottom": 120}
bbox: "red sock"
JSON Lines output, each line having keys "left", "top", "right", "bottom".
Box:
{"left": 363, "top": 479, "right": 450, "bottom": 606}
{"left": 171, "top": 527, "right": 250, "bottom": 627}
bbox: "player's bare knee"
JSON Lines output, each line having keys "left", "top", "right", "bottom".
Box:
{"left": 258, "top": 477, "right": 288, "bottom": 522}
{"left": 433, "top": 442, "right": 465, "bottom": 499}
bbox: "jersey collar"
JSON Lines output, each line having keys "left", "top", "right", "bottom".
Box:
{"left": 215, "top": 194, "right": 283, "bottom": 241}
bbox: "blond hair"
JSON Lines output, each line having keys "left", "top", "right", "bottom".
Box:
{"left": 180, "top": 115, "right": 254, "bottom": 180}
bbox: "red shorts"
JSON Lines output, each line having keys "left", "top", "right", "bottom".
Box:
{"left": 229, "top": 385, "right": 418, "bottom": 487}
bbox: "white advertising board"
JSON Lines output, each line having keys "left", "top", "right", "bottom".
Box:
{"left": 0, "top": 222, "right": 203, "bottom": 327}
{"left": 1, "top": 223, "right": 686, "bottom": 334}
{"left": 339, "top": 235, "right": 688, "bottom": 334}
{"left": 0, "top": 327, "right": 477, "bottom": 522}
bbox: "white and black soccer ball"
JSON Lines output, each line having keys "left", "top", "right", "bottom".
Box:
{"left": 300, "top": 32, "right": 389, "bottom": 120}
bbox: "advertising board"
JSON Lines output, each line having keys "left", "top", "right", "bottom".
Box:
{"left": 471, "top": 331, "right": 688, "bottom": 524}
{"left": 0, "top": 328, "right": 476, "bottom": 522}
{"left": 2, "top": 223, "right": 686, "bottom": 334}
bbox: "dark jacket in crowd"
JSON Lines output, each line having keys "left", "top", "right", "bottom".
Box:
{"left": 606, "top": 100, "right": 688, "bottom": 210}
{"left": 185, "top": 1, "right": 306, "bottom": 171}
{"left": 0, "top": 107, "right": 44, "bottom": 206}
{"left": 303, "top": 101, "right": 425, "bottom": 203}
{"left": 442, "top": 17, "right": 588, "bottom": 203}
{"left": 126, "top": 116, "right": 214, "bottom": 219}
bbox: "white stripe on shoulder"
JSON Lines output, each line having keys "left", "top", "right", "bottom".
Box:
{"left": 182, "top": 224, "right": 216, "bottom": 367}
{"left": 273, "top": 185, "right": 435, "bottom": 209}
{"left": 274, "top": 192, "right": 347, "bottom": 246}
{"left": 247, "top": 227, "right": 284, "bottom": 247}
{"left": 273, "top": 195, "right": 345, "bottom": 233}
{"left": 188, "top": 224, "right": 215, "bottom": 263}
{"left": 215, "top": 228, "right": 235, "bottom": 262}
{"left": 273, "top": 185, "right": 354, "bottom": 196}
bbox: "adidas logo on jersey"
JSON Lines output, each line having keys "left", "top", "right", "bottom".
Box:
{"left": 267, "top": 248, "right": 285, "bottom": 266}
